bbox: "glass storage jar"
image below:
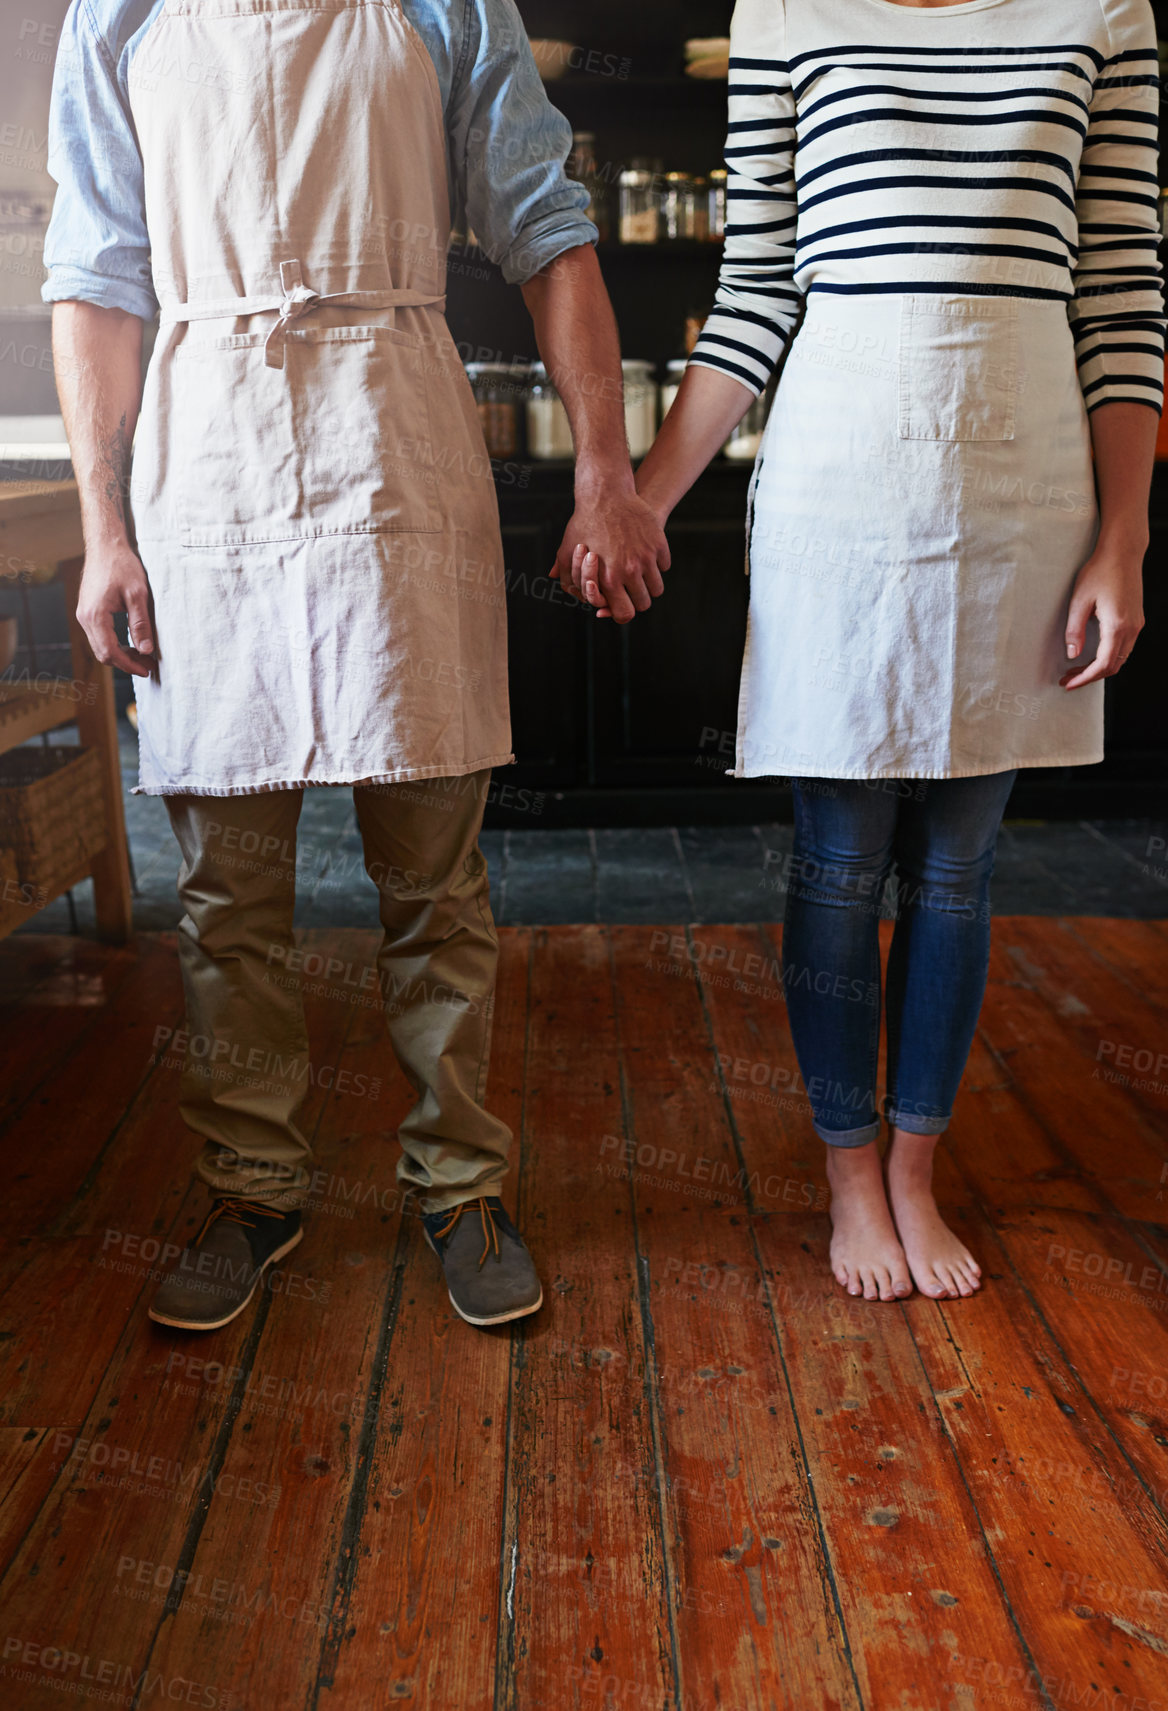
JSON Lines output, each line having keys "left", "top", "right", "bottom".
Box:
{"left": 525, "top": 364, "right": 574, "bottom": 459}
{"left": 658, "top": 358, "right": 688, "bottom": 424}
{"left": 465, "top": 362, "right": 525, "bottom": 458}
{"left": 622, "top": 359, "right": 657, "bottom": 457}
{"left": 618, "top": 169, "right": 659, "bottom": 244}
{"left": 722, "top": 388, "right": 771, "bottom": 461}
{"left": 707, "top": 169, "right": 728, "bottom": 239}
{"left": 661, "top": 173, "right": 706, "bottom": 241}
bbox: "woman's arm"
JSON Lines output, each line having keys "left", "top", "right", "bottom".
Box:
{"left": 1060, "top": 0, "right": 1164, "bottom": 691}
{"left": 636, "top": 0, "right": 803, "bottom": 535}
{"left": 635, "top": 366, "right": 758, "bottom": 522}
{"left": 1060, "top": 400, "right": 1157, "bottom": 690}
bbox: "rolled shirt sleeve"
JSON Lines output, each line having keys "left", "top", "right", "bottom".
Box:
{"left": 447, "top": 0, "right": 597, "bottom": 285}
{"left": 41, "top": 0, "right": 158, "bottom": 320}
{"left": 689, "top": 0, "right": 802, "bottom": 396}
{"left": 1069, "top": 0, "right": 1165, "bottom": 413}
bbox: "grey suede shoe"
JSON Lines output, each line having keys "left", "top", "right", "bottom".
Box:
{"left": 422, "top": 1197, "right": 542, "bottom": 1326}
{"left": 147, "top": 1198, "right": 303, "bottom": 1330}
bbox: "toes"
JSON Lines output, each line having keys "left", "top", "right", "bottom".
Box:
{"left": 860, "top": 1269, "right": 879, "bottom": 1301}
{"left": 875, "top": 1268, "right": 896, "bottom": 1302}
{"left": 892, "top": 1272, "right": 913, "bottom": 1298}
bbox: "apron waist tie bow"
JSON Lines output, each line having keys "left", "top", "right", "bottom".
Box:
{"left": 159, "top": 257, "right": 446, "bottom": 368}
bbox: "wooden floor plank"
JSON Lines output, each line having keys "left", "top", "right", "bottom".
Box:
{"left": 690, "top": 924, "right": 1044, "bottom": 1708}
{"left": 2, "top": 918, "right": 1167, "bottom": 1711}
{"left": 1068, "top": 917, "right": 1168, "bottom": 1013}
{"left": 906, "top": 1205, "right": 1168, "bottom": 1706}
{"left": 314, "top": 926, "right": 530, "bottom": 1710}
{"left": 0, "top": 1427, "right": 65, "bottom": 1568}
{"left": 498, "top": 926, "right": 677, "bottom": 1711}
{"left": 0, "top": 936, "right": 141, "bottom": 1127}
{"left": 145, "top": 982, "right": 426, "bottom": 1708}
{"left": 0, "top": 933, "right": 185, "bottom": 1233}
{"left": 609, "top": 924, "right": 862, "bottom": 1711}
{"left": 975, "top": 937, "right": 1166, "bottom": 1218}
{"left": 995, "top": 917, "right": 1168, "bottom": 1130}
{"left": 979, "top": 1206, "right": 1168, "bottom": 1528}
{"left": 0, "top": 931, "right": 369, "bottom": 1706}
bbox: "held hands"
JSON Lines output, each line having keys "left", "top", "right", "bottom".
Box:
{"left": 76, "top": 543, "right": 158, "bottom": 679}
{"left": 1060, "top": 534, "right": 1146, "bottom": 691}
{"left": 549, "top": 486, "right": 671, "bottom": 623}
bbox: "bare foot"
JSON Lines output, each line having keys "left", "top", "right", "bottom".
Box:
{"left": 825, "top": 1142, "right": 913, "bottom": 1302}
{"left": 886, "top": 1130, "right": 982, "bottom": 1299}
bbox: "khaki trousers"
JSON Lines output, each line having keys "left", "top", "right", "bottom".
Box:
{"left": 163, "top": 771, "right": 511, "bottom": 1215}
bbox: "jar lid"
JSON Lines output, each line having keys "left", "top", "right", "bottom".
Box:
{"left": 618, "top": 169, "right": 654, "bottom": 186}
{"left": 664, "top": 171, "right": 691, "bottom": 183}
{"left": 621, "top": 358, "right": 655, "bottom": 375}
{"left": 465, "top": 362, "right": 529, "bottom": 377}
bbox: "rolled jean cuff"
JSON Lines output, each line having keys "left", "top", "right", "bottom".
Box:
{"left": 884, "top": 1105, "right": 950, "bottom": 1137}
{"left": 816, "top": 1118, "right": 881, "bottom": 1148}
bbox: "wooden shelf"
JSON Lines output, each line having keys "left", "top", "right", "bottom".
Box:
{"left": 595, "top": 240, "right": 724, "bottom": 257}
{"left": 0, "top": 481, "right": 133, "bottom": 941}
{"left": 546, "top": 74, "right": 728, "bottom": 103}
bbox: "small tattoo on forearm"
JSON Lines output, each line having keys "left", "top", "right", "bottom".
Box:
{"left": 99, "top": 412, "right": 132, "bottom": 522}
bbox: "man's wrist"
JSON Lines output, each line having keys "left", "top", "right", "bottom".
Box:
{"left": 573, "top": 454, "right": 636, "bottom": 501}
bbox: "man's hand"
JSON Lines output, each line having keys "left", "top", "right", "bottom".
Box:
{"left": 76, "top": 543, "right": 157, "bottom": 678}
{"left": 1059, "top": 535, "right": 1145, "bottom": 691}
{"left": 550, "top": 487, "right": 670, "bottom": 623}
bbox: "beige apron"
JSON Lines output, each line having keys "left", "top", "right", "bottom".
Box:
{"left": 126, "top": 0, "right": 512, "bottom": 795}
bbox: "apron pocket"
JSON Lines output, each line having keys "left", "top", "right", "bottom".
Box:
{"left": 173, "top": 325, "right": 442, "bottom": 547}
{"left": 897, "top": 297, "right": 1019, "bottom": 442}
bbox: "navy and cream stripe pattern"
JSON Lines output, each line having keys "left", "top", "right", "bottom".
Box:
{"left": 690, "top": 0, "right": 1165, "bottom": 411}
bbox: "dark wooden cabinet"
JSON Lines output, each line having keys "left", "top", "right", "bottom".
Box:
{"left": 482, "top": 459, "right": 1168, "bottom": 827}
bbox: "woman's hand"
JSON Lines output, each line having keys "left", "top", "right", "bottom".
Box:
{"left": 551, "top": 485, "right": 670, "bottom": 623}
{"left": 1060, "top": 534, "right": 1146, "bottom": 691}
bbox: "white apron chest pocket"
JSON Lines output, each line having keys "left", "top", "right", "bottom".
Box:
{"left": 172, "top": 324, "right": 443, "bottom": 548}
{"left": 897, "top": 297, "right": 1020, "bottom": 442}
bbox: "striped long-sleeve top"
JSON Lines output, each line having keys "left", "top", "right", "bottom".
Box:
{"left": 690, "top": 0, "right": 1165, "bottom": 412}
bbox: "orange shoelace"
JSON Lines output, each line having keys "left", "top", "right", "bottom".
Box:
{"left": 195, "top": 1197, "right": 288, "bottom": 1245}
{"left": 432, "top": 1198, "right": 502, "bottom": 1268}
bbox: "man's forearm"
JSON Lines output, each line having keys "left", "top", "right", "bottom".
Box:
{"left": 520, "top": 244, "right": 633, "bottom": 495}
{"left": 1088, "top": 399, "right": 1158, "bottom": 552}
{"left": 52, "top": 302, "right": 144, "bottom": 549}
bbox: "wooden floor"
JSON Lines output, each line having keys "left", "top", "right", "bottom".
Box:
{"left": 2, "top": 919, "right": 1168, "bottom": 1711}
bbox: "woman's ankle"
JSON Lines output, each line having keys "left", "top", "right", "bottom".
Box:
{"left": 886, "top": 1128, "right": 940, "bottom": 1194}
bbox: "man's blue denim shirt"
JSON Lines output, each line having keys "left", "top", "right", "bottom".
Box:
{"left": 41, "top": 0, "right": 597, "bottom": 318}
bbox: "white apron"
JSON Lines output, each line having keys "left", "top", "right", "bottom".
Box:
{"left": 736, "top": 294, "right": 1102, "bottom": 780}
{"left": 126, "top": 0, "right": 512, "bottom": 795}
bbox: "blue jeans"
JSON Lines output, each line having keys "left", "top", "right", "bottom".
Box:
{"left": 781, "top": 771, "right": 1018, "bottom": 1146}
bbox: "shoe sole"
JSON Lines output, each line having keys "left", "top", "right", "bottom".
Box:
{"left": 423, "top": 1228, "right": 543, "bottom": 1326}
{"left": 146, "top": 1228, "right": 304, "bottom": 1331}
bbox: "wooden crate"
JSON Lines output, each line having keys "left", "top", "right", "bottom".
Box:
{"left": 0, "top": 744, "right": 107, "bottom": 899}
